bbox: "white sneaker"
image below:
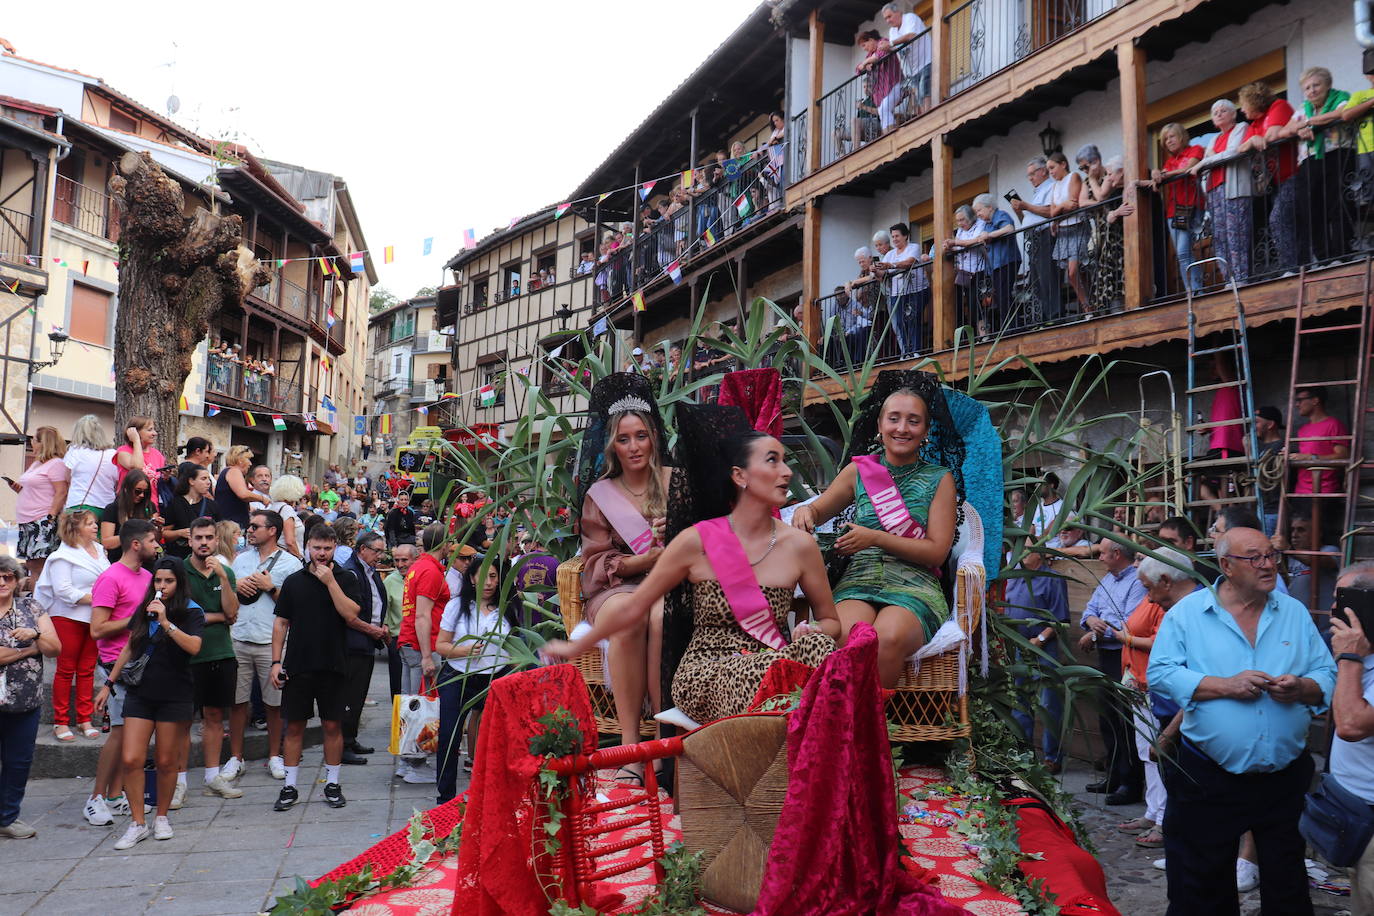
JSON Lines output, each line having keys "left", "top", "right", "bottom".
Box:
{"left": 106, "top": 794, "right": 130, "bottom": 817}
{"left": 152, "top": 816, "right": 173, "bottom": 841}
{"left": 1152, "top": 858, "right": 1167, "bottom": 871}
{"left": 83, "top": 796, "right": 113, "bottom": 827}
{"left": 1236, "top": 858, "right": 1259, "bottom": 892}
{"left": 203, "top": 775, "right": 243, "bottom": 799}
{"left": 394, "top": 761, "right": 412, "bottom": 779}
{"left": 169, "top": 782, "right": 186, "bottom": 810}
{"left": 113, "top": 822, "right": 148, "bottom": 850}
{"left": 268, "top": 756, "right": 286, "bottom": 780}
{"left": 220, "top": 757, "right": 243, "bottom": 781}
{"left": 402, "top": 766, "right": 436, "bottom": 785}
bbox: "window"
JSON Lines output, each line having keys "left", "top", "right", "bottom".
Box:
{"left": 70, "top": 284, "right": 111, "bottom": 346}
{"left": 534, "top": 250, "right": 557, "bottom": 287}
{"left": 539, "top": 333, "right": 585, "bottom": 396}
{"left": 471, "top": 277, "right": 489, "bottom": 311}
{"left": 391, "top": 349, "right": 407, "bottom": 380}
{"left": 108, "top": 109, "right": 137, "bottom": 133}
{"left": 476, "top": 353, "right": 507, "bottom": 408}
{"left": 500, "top": 263, "right": 522, "bottom": 300}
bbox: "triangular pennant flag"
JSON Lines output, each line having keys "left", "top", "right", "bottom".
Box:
{"left": 383, "top": 246, "right": 395, "bottom": 264}
{"left": 4, "top": 279, "right": 18, "bottom": 294}
{"left": 667, "top": 261, "right": 682, "bottom": 285}
{"left": 597, "top": 192, "right": 611, "bottom": 203}
{"left": 639, "top": 179, "right": 657, "bottom": 201}
{"left": 632, "top": 291, "right": 646, "bottom": 312}
{"left": 416, "top": 405, "right": 428, "bottom": 417}
{"left": 243, "top": 411, "right": 257, "bottom": 427}
{"left": 82, "top": 260, "right": 90, "bottom": 275}
{"left": 206, "top": 404, "right": 221, "bottom": 418}
{"left": 272, "top": 415, "right": 287, "bottom": 431}
{"left": 178, "top": 395, "right": 189, "bottom": 411}
{"left": 554, "top": 202, "right": 571, "bottom": 219}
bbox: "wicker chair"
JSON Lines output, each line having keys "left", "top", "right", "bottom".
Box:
{"left": 886, "top": 501, "right": 987, "bottom": 743}
{"left": 556, "top": 556, "right": 656, "bottom": 739}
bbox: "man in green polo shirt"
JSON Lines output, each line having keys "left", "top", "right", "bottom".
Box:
{"left": 184, "top": 517, "right": 243, "bottom": 800}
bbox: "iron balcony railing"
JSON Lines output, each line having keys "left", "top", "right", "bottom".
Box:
{"left": 817, "top": 33, "right": 932, "bottom": 172}
{"left": 53, "top": 175, "right": 120, "bottom": 241}
{"left": 813, "top": 264, "right": 936, "bottom": 369}
{"left": 790, "top": 110, "right": 809, "bottom": 182}
{"left": 279, "top": 278, "right": 309, "bottom": 321}
{"left": 0, "top": 207, "right": 34, "bottom": 265}
{"left": 945, "top": 0, "right": 1116, "bottom": 96}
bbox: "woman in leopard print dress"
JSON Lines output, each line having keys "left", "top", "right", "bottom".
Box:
{"left": 547, "top": 430, "right": 840, "bottom": 723}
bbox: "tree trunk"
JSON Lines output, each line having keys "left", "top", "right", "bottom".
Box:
{"left": 107, "top": 151, "right": 267, "bottom": 448}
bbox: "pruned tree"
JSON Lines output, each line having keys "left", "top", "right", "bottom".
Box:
{"left": 107, "top": 151, "right": 268, "bottom": 444}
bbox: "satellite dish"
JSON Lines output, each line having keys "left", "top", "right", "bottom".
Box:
{"left": 166, "top": 95, "right": 181, "bottom": 115}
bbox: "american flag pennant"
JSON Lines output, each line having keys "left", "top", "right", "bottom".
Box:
{"left": 667, "top": 261, "right": 682, "bottom": 285}
{"left": 463, "top": 229, "right": 476, "bottom": 249}
{"left": 632, "top": 291, "right": 646, "bottom": 312}
{"left": 681, "top": 170, "right": 693, "bottom": 189}
{"left": 639, "top": 179, "right": 657, "bottom": 201}
{"left": 178, "top": 395, "right": 189, "bottom": 411}
{"left": 349, "top": 252, "right": 365, "bottom": 273}
{"left": 383, "top": 246, "right": 395, "bottom": 264}
{"left": 303, "top": 413, "right": 317, "bottom": 431}
{"left": 206, "top": 404, "right": 221, "bottom": 418}
{"left": 243, "top": 411, "right": 257, "bottom": 427}
{"left": 272, "top": 415, "right": 287, "bottom": 431}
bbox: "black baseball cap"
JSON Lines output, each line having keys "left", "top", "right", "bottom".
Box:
{"left": 1256, "top": 406, "right": 1284, "bottom": 427}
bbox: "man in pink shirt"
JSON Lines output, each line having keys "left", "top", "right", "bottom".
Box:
{"left": 82, "top": 519, "right": 157, "bottom": 827}
{"left": 1290, "top": 385, "right": 1350, "bottom": 496}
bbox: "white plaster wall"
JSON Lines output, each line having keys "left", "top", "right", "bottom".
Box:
{"left": 818, "top": 194, "right": 877, "bottom": 295}
{"left": 0, "top": 57, "right": 85, "bottom": 113}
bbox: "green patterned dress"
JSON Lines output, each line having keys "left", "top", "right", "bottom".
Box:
{"left": 832, "top": 458, "right": 950, "bottom": 639}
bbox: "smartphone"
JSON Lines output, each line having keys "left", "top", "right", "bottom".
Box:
{"left": 1004, "top": 189, "right": 1022, "bottom": 203}
{"left": 1335, "top": 586, "right": 1374, "bottom": 637}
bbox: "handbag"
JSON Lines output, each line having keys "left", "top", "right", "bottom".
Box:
{"left": 1170, "top": 204, "right": 1194, "bottom": 231}
{"left": 1300, "top": 772, "right": 1374, "bottom": 867}
{"left": 117, "top": 632, "right": 160, "bottom": 688}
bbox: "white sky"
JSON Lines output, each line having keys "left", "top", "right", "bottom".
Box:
{"left": 3, "top": 0, "right": 761, "bottom": 300}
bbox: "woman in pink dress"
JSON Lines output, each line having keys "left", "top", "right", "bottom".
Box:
{"left": 113, "top": 417, "right": 166, "bottom": 510}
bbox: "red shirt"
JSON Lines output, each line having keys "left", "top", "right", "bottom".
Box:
{"left": 398, "top": 552, "right": 450, "bottom": 651}
{"left": 1245, "top": 98, "right": 1297, "bottom": 184}
{"left": 1162, "top": 145, "right": 1205, "bottom": 216}
{"left": 1293, "top": 415, "right": 1351, "bottom": 495}
{"left": 1122, "top": 599, "right": 1167, "bottom": 688}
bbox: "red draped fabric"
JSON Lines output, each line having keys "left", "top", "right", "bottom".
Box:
{"left": 450, "top": 665, "right": 599, "bottom": 916}
{"left": 719, "top": 368, "right": 783, "bottom": 438}
{"left": 749, "top": 622, "right": 965, "bottom": 916}
{"left": 1012, "top": 801, "right": 1121, "bottom": 915}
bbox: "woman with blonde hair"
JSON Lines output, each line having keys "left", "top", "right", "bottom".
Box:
{"left": 268, "top": 474, "right": 307, "bottom": 558}
{"left": 34, "top": 509, "right": 108, "bottom": 741}
{"left": 213, "top": 445, "right": 267, "bottom": 529}
{"left": 64, "top": 415, "right": 119, "bottom": 519}
{"left": 574, "top": 374, "right": 674, "bottom": 772}
{"left": 12, "top": 427, "right": 70, "bottom": 579}
{"left": 214, "top": 521, "right": 241, "bottom": 565}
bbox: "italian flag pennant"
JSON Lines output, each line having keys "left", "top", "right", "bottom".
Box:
{"left": 272, "top": 415, "right": 287, "bottom": 431}
{"left": 478, "top": 384, "right": 497, "bottom": 406}
{"left": 554, "top": 202, "right": 571, "bottom": 219}
{"left": 632, "top": 291, "right": 646, "bottom": 312}
{"left": 734, "top": 192, "right": 753, "bottom": 220}
{"left": 243, "top": 411, "right": 257, "bottom": 427}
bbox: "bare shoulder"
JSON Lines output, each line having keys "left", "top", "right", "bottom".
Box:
{"left": 778, "top": 523, "right": 820, "bottom": 554}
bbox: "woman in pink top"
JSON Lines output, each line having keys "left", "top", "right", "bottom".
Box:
{"left": 11, "top": 426, "right": 70, "bottom": 580}
{"left": 1199, "top": 354, "right": 1244, "bottom": 510}
{"left": 113, "top": 417, "right": 166, "bottom": 509}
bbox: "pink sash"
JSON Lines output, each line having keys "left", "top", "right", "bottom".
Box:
{"left": 588, "top": 479, "right": 656, "bottom": 555}
{"left": 695, "top": 516, "right": 788, "bottom": 651}
{"left": 853, "top": 455, "right": 926, "bottom": 539}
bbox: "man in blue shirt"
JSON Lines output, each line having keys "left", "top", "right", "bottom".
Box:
{"left": 1148, "top": 526, "right": 1336, "bottom": 916}
{"left": 1004, "top": 539, "right": 1070, "bottom": 772}
{"left": 1076, "top": 538, "right": 1148, "bottom": 804}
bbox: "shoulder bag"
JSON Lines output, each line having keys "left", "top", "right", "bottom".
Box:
{"left": 1300, "top": 771, "right": 1374, "bottom": 867}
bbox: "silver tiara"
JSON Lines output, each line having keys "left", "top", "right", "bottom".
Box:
{"left": 608, "top": 395, "right": 652, "bottom": 415}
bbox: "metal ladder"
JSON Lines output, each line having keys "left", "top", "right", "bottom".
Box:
{"left": 1183, "top": 258, "right": 1264, "bottom": 537}
{"left": 1136, "top": 370, "right": 1183, "bottom": 532}
{"left": 1345, "top": 258, "right": 1374, "bottom": 561}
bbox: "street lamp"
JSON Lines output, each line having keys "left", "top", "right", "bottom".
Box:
{"left": 29, "top": 329, "right": 69, "bottom": 376}
{"left": 555, "top": 305, "right": 574, "bottom": 329}
{"left": 1039, "top": 123, "right": 1063, "bottom": 157}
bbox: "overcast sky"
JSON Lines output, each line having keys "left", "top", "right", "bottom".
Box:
{"left": 3, "top": 0, "right": 760, "bottom": 300}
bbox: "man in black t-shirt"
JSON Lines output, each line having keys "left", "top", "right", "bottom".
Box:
{"left": 269, "top": 525, "right": 381, "bottom": 812}
{"left": 384, "top": 491, "right": 419, "bottom": 547}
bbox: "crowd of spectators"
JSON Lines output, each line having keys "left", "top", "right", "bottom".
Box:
{"left": 208, "top": 339, "right": 276, "bottom": 405}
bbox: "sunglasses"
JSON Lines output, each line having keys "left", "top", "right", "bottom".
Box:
{"left": 0, "top": 573, "right": 17, "bottom": 584}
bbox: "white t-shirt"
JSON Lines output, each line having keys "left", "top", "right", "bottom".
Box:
{"left": 230, "top": 547, "right": 304, "bottom": 644}
{"left": 888, "top": 12, "right": 930, "bottom": 74}
{"left": 1023, "top": 177, "right": 1055, "bottom": 229}
{"left": 883, "top": 241, "right": 922, "bottom": 297}
{"left": 1030, "top": 499, "right": 1062, "bottom": 537}
{"left": 439, "top": 597, "right": 511, "bottom": 674}
{"left": 1331, "top": 655, "right": 1374, "bottom": 803}
{"left": 269, "top": 500, "right": 302, "bottom": 554}
{"left": 64, "top": 447, "right": 119, "bottom": 509}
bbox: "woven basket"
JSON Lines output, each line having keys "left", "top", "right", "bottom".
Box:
{"left": 555, "top": 558, "right": 655, "bottom": 740}
{"left": 677, "top": 714, "right": 789, "bottom": 913}
{"left": 887, "top": 567, "right": 984, "bottom": 743}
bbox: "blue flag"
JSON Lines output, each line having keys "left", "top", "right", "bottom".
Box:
{"left": 422, "top": 237, "right": 434, "bottom": 256}
{"left": 354, "top": 415, "right": 366, "bottom": 436}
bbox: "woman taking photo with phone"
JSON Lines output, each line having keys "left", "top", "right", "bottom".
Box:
{"left": 96, "top": 558, "right": 203, "bottom": 849}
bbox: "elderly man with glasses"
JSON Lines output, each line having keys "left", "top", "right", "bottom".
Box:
{"left": 1148, "top": 525, "right": 1336, "bottom": 916}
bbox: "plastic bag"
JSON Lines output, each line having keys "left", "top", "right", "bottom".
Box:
{"left": 389, "top": 687, "right": 440, "bottom": 757}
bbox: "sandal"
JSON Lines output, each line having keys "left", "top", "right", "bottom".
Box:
{"left": 53, "top": 725, "right": 75, "bottom": 742}
{"left": 1136, "top": 827, "right": 1165, "bottom": 848}
{"left": 78, "top": 722, "right": 100, "bottom": 740}
{"left": 612, "top": 765, "right": 644, "bottom": 787}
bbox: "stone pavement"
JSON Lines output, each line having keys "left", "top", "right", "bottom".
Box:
{"left": 0, "top": 659, "right": 453, "bottom": 916}
{"left": 1062, "top": 760, "right": 1352, "bottom": 916}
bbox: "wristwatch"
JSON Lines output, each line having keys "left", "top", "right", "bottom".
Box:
{"left": 1338, "top": 653, "right": 1366, "bottom": 665}
{"left": 165, "top": 622, "right": 180, "bottom": 634}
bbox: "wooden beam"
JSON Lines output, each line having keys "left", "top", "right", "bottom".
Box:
{"left": 932, "top": 0, "right": 951, "bottom": 106}
{"left": 1118, "top": 40, "right": 1151, "bottom": 312}
{"left": 802, "top": 199, "right": 821, "bottom": 350}
{"left": 807, "top": 11, "right": 825, "bottom": 176}
{"left": 931, "top": 135, "right": 954, "bottom": 349}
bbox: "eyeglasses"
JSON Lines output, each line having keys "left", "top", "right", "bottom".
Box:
{"left": 246, "top": 523, "right": 263, "bottom": 530}
{"left": 133, "top": 488, "right": 149, "bottom": 496}
{"left": 0, "top": 573, "right": 17, "bottom": 583}
{"left": 1222, "top": 551, "right": 1282, "bottom": 569}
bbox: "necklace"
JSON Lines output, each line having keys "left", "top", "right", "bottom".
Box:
{"left": 618, "top": 477, "right": 649, "bottom": 499}
{"left": 728, "top": 516, "right": 778, "bottom": 566}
